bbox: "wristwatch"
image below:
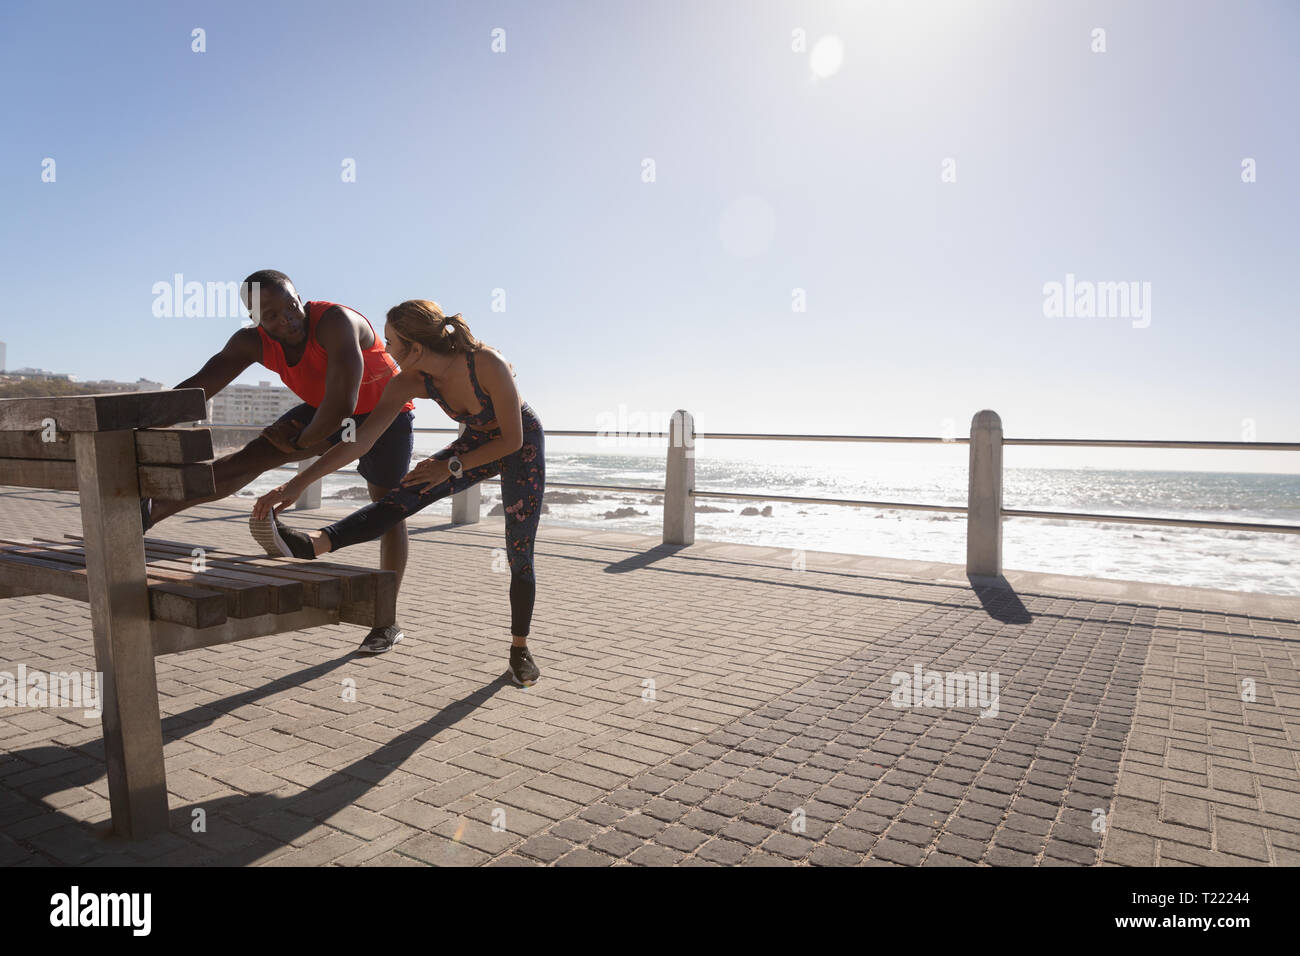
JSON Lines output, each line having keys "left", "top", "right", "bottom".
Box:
{"left": 447, "top": 456, "right": 464, "bottom": 478}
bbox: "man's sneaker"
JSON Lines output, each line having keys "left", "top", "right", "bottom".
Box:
{"left": 508, "top": 646, "right": 540, "bottom": 686}
{"left": 140, "top": 497, "right": 153, "bottom": 533}
{"left": 358, "top": 624, "right": 404, "bottom": 655}
{"left": 249, "top": 513, "right": 317, "bottom": 559}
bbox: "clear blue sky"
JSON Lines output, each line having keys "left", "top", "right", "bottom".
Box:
{"left": 1, "top": 0, "right": 1296, "bottom": 472}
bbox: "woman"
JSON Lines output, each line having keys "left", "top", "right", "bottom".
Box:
{"left": 249, "top": 300, "right": 544, "bottom": 687}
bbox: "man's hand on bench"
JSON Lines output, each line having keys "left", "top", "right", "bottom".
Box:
{"left": 261, "top": 420, "right": 306, "bottom": 455}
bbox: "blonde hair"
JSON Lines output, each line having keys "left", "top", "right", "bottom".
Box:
{"left": 386, "top": 299, "right": 482, "bottom": 355}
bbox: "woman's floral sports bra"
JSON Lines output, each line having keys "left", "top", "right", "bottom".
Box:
{"left": 421, "top": 349, "right": 497, "bottom": 431}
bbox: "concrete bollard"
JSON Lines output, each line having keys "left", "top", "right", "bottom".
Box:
{"left": 451, "top": 423, "right": 481, "bottom": 525}
{"left": 663, "top": 409, "right": 695, "bottom": 545}
{"left": 296, "top": 457, "right": 322, "bottom": 510}
{"left": 966, "top": 409, "right": 1003, "bottom": 577}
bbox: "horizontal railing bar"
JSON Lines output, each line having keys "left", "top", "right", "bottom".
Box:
{"left": 695, "top": 433, "right": 967, "bottom": 444}
{"left": 254, "top": 470, "right": 1297, "bottom": 532}
{"left": 544, "top": 481, "right": 662, "bottom": 494}
{"left": 1003, "top": 508, "right": 1300, "bottom": 534}
{"left": 201, "top": 422, "right": 1300, "bottom": 450}
{"left": 692, "top": 489, "right": 967, "bottom": 512}
{"left": 1002, "top": 439, "right": 1300, "bottom": 450}
{"left": 239, "top": 468, "right": 1300, "bottom": 533}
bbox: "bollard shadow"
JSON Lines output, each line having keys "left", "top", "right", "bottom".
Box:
{"left": 406, "top": 522, "right": 458, "bottom": 536}
{"left": 0, "top": 667, "right": 512, "bottom": 865}
{"left": 604, "top": 544, "right": 690, "bottom": 574}
{"left": 967, "top": 574, "right": 1033, "bottom": 624}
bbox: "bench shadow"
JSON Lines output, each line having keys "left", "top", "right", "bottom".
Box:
{"left": 967, "top": 575, "right": 1033, "bottom": 624}
{"left": 0, "top": 671, "right": 512, "bottom": 865}
{"left": 603, "top": 544, "right": 690, "bottom": 573}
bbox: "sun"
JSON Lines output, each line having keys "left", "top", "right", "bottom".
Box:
{"left": 810, "top": 35, "right": 844, "bottom": 79}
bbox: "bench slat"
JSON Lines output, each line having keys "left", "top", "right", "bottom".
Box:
{"left": 0, "top": 458, "right": 216, "bottom": 499}
{"left": 142, "top": 544, "right": 341, "bottom": 610}
{"left": 134, "top": 429, "right": 215, "bottom": 465}
{"left": 0, "top": 389, "right": 207, "bottom": 432}
{"left": 57, "top": 533, "right": 390, "bottom": 627}
{"left": 0, "top": 547, "right": 227, "bottom": 628}
{"left": 0, "top": 428, "right": 214, "bottom": 465}
{"left": 134, "top": 535, "right": 375, "bottom": 605}
{"left": 24, "top": 542, "right": 282, "bottom": 619}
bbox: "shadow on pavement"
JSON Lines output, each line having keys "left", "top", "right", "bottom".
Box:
{"left": 0, "top": 667, "right": 512, "bottom": 865}
{"left": 967, "top": 575, "right": 1033, "bottom": 624}
{"left": 603, "top": 544, "right": 690, "bottom": 574}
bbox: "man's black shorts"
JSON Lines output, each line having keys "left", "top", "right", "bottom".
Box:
{"left": 274, "top": 404, "right": 415, "bottom": 490}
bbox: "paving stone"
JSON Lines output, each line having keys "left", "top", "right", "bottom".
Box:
{"left": 695, "top": 838, "right": 749, "bottom": 865}
{"left": 550, "top": 819, "right": 601, "bottom": 844}
{"left": 554, "top": 848, "right": 614, "bottom": 867}
{"left": 516, "top": 835, "right": 571, "bottom": 863}
{"left": 628, "top": 843, "right": 685, "bottom": 866}
{"left": 655, "top": 826, "right": 708, "bottom": 853}
{"left": 589, "top": 829, "right": 643, "bottom": 859}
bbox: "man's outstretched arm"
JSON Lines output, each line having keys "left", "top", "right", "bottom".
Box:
{"left": 174, "top": 328, "right": 262, "bottom": 398}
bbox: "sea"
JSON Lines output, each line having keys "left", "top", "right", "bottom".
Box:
{"left": 231, "top": 437, "right": 1300, "bottom": 598}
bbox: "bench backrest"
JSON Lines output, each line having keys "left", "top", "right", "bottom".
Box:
{"left": 0, "top": 389, "right": 215, "bottom": 499}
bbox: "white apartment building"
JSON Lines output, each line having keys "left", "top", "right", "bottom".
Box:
{"left": 207, "top": 381, "right": 301, "bottom": 425}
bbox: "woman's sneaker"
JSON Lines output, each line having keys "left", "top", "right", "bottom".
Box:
{"left": 358, "top": 624, "right": 404, "bottom": 654}
{"left": 249, "top": 513, "right": 317, "bottom": 560}
{"left": 508, "top": 646, "right": 540, "bottom": 686}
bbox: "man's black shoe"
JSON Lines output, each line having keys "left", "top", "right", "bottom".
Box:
{"left": 358, "top": 624, "right": 404, "bottom": 654}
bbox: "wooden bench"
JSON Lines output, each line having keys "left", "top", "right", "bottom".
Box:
{"left": 0, "top": 389, "right": 395, "bottom": 838}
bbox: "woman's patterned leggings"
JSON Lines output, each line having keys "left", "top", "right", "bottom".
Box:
{"left": 321, "top": 404, "right": 545, "bottom": 637}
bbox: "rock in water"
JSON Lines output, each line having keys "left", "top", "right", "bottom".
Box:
{"left": 334, "top": 486, "right": 374, "bottom": 500}
{"left": 603, "top": 506, "right": 646, "bottom": 519}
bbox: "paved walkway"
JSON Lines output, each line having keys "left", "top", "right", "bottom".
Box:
{"left": 0, "top": 488, "right": 1297, "bottom": 866}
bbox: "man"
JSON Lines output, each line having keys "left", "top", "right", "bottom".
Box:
{"left": 146, "top": 269, "right": 413, "bottom": 654}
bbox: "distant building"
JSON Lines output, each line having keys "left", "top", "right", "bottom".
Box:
{"left": 0, "top": 341, "right": 5, "bottom": 373}
{"left": 208, "top": 381, "right": 300, "bottom": 425}
{"left": 4, "top": 367, "right": 72, "bottom": 381}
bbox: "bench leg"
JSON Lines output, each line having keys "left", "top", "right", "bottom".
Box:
{"left": 75, "top": 430, "right": 170, "bottom": 837}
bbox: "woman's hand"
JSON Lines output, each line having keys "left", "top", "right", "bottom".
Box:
{"left": 253, "top": 480, "right": 304, "bottom": 519}
{"left": 400, "top": 457, "right": 451, "bottom": 494}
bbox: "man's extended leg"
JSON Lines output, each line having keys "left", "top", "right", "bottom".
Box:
{"left": 146, "top": 435, "right": 315, "bottom": 527}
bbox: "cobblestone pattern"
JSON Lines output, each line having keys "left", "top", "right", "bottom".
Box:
{"left": 1, "top": 489, "right": 1296, "bottom": 867}
{"left": 494, "top": 587, "right": 1155, "bottom": 865}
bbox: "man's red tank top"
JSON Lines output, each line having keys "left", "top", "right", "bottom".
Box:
{"left": 257, "top": 301, "right": 414, "bottom": 415}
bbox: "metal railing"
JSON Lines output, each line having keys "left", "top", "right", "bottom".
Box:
{"left": 204, "top": 411, "right": 1300, "bottom": 576}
